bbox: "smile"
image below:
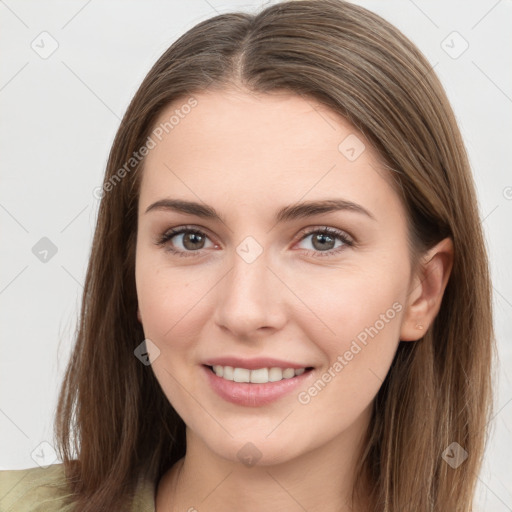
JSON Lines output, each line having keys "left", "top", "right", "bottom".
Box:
{"left": 208, "top": 365, "right": 309, "bottom": 383}
{"left": 202, "top": 364, "right": 315, "bottom": 407}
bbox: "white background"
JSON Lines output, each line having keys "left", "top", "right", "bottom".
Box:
{"left": 0, "top": 1, "right": 511, "bottom": 510}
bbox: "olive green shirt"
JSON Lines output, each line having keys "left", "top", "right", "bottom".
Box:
{"left": 0, "top": 463, "right": 156, "bottom": 511}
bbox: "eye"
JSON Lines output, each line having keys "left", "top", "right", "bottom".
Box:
{"left": 155, "top": 225, "right": 354, "bottom": 258}
{"left": 155, "top": 226, "right": 216, "bottom": 257}
{"left": 295, "top": 227, "right": 353, "bottom": 257}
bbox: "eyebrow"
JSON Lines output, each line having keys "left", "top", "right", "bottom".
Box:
{"left": 145, "top": 198, "right": 376, "bottom": 223}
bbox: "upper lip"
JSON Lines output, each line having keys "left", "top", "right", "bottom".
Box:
{"left": 202, "top": 357, "right": 312, "bottom": 370}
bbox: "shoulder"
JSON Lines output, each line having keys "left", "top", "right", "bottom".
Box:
{"left": 0, "top": 463, "right": 74, "bottom": 512}
{"left": 0, "top": 463, "right": 156, "bottom": 512}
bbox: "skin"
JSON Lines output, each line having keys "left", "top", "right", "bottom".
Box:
{"left": 135, "top": 86, "right": 453, "bottom": 512}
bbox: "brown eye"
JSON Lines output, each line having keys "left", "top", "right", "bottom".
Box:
{"left": 310, "top": 232, "right": 336, "bottom": 251}
{"left": 181, "top": 231, "right": 206, "bottom": 250}
{"left": 156, "top": 227, "right": 215, "bottom": 256}
{"left": 296, "top": 227, "right": 353, "bottom": 256}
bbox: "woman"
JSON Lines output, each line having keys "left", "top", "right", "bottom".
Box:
{"left": 0, "top": 0, "right": 495, "bottom": 510}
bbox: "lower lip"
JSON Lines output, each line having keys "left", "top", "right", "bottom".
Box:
{"left": 202, "top": 365, "right": 313, "bottom": 407}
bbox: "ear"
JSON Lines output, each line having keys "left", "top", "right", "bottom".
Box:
{"left": 400, "top": 237, "right": 454, "bottom": 341}
{"left": 137, "top": 306, "right": 142, "bottom": 323}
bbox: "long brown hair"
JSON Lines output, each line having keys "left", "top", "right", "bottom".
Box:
{"left": 54, "top": 1, "right": 496, "bottom": 510}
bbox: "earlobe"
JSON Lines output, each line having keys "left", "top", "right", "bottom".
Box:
{"left": 400, "top": 237, "right": 454, "bottom": 341}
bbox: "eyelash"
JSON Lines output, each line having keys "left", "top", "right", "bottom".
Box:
{"left": 154, "top": 225, "right": 354, "bottom": 258}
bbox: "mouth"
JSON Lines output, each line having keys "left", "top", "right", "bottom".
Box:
{"left": 204, "top": 364, "right": 314, "bottom": 384}
{"left": 202, "top": 363, "right": 315, "bottom": 406}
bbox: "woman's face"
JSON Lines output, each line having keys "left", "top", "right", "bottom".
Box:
{"left": 135, "top": 88, "right": 417, "bottom": 465}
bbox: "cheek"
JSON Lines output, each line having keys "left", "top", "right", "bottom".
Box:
{"left": 298, "top": 264, "right": 403, "bottom": 341}
{"left": 291, "top": 259, "right": 406, "bottom": 405}
{"left": 135, "top": 257, "right": 207, "bottom": 410}
{"left": 135, "top": 256, "right": 213, "bottom": 351}
{"left": 292, "top": 275, "right": 403, "bottom": 430}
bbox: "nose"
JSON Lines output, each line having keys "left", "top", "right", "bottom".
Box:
{"left": 213, "top": 248, "right": 288, "bottom": 339}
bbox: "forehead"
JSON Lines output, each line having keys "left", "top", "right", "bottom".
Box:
{"left": 139, "top": 88, "right": 402, "bottom": 222}
{"left": 148, "top": 88, "right": 375, "bottom": 160}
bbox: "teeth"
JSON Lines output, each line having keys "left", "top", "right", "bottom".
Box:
{"left": 250, "top": 368, "right": 268, "bottom": 383}
{"left": 269, "top": 367, "right": 283, "bottom": 382}
{"left": 233, "top": 367, "right": 250, "bottom": 383}
{"left": 282, "top": 368, "right": 295, "bottom": 379}
{"left": 223, "top": 366, "right": 234, "bottom": 380}
{"left": 211, "top": 365, "right": 307, "bottom": 383}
